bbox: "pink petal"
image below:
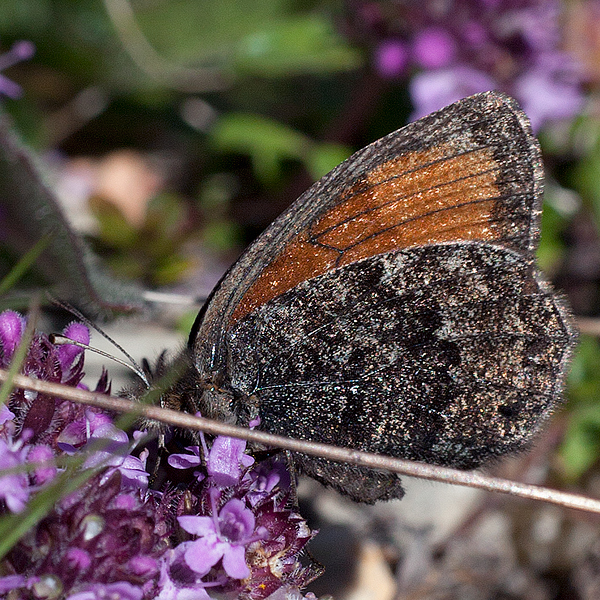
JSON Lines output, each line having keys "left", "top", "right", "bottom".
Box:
{"left": 222, "top": 545, "right": 250, "bottom": 580}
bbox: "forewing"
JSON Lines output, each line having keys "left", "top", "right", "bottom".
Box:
{"left": 191, "top": 92, "right": 543, "bottom": 375}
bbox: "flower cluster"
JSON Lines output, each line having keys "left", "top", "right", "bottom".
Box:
{"left": 344, "top": 0, "right": 585, "bottom": 129}
{"left": 162, "top": 437, "right": 317, "bottom": 600}
{"left": 0, "top": 310, "right": 318, "bottom": 600}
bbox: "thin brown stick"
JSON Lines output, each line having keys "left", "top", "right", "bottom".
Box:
{"left": 2, "top": 369, "right": 600, "bottom": 514}
{"left": 577, "top": 316, "right": 600, "bottom": 337}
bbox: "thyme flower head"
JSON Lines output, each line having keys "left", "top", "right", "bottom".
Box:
{"left": 0, "top": 310, "right": 319, "bottom": 600}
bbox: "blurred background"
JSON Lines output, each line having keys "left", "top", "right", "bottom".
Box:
{"left": 3, "top": 0, "right": 600, "bottom": 598}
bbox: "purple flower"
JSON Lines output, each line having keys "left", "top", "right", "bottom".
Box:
{"left": 171, "top": 435, "right": 256, "bottom": 487}
{"left": 409, "top": 66, "right": 497, "bottom": 119}
{"left": 412, "top": 27, "right": 456, "bottom": 69}
{"left": 58, "top": 321, "right": 90, "bottom": 372}
{"left": 0, "top": 40, "right": 34, "bottom": 99}
{"left": 27, "top": 443, "right": 57, "bottom": 485}
{"left": 207, "top": 435, "right": 254, "bottom": 487}
{"left": 0, "top": 435, "right": 31, "bottom": 512}
{"left": 66, "top": 581, "right": 144, "bottom": 600}
{"left": 128, "top": 555, "right": 160, "bottom": 578}
{"left": 168, "top": 445, "right": 202, "bottom": 470}
{"left": 4, "top": 472, "right": 168, "bottom": 599}
{"left": 0, "top": 574, "right": 27, "bottom": 593}
{"left": 0, "top": 310, "right": 319, "bottom": 599}
{"left": 58, "top": 410, "right": 113, "bottom": 451}
{"left": 375, "top": 40, "right": 409, "bottom": 78}
{"left": 179, "top": 498, "right": 264, "bottom": 580}
{"left": 66, "top": 548, "right": 92, "bottom": 570}
{"left": 156, "top": 545, "right": 212, "bottom": 600}
{"left": 83, "top": 422, "right": 149, "bottom": 491}
{"left": 513, "top": 53, "right": 585, "bottom": 130}
{"left": 346, "top": 0, "right": 585, "bottom": 129}
{"left": 244, "top": 459, "right": 290, "bottom": 507}
{"left": 0, "top": 309, "right": 26, "bottom": 363}
{"left": 0, "top": 403, "right": 15, "bottom": 426}
{"left": 0, "top": 310, "right": 111, "bottom": 448}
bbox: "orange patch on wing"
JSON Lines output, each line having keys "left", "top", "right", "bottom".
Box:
{"left": 230, "top": 144, "right": 503, "bottom": 324}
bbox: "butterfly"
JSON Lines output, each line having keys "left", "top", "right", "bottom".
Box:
{"left": 166, "top": 92, "right": 577, "bottom": 503}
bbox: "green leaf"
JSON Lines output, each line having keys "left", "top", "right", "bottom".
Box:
{"left": 145, "top": 194, "right": 187, "bottom": 240}
{"left": 89, "top": 197, "right": 139, "bottom": 248}
{"left": 154, "top": 255, "right": 196, "bottom": 286}
{"left": 559, "top": 336, "right": 600, "bottom": 480}
{"left": 0, "top": 116, "right": 144, "bottom": 316}
{"left": 212, "top": 113, "right": 353, "bottom": 185}
{"left": 201, "top": 220, "right": 241, "bottom": 252}
{"left": 560, "top": 406, "right": 600, "bottom": 480}
{"left": 212, "top": 113, "right": 309, "bottom": 184}
{"left": 572, "top": 148, "right": 600, "bottom": 213}
{"left": 305, "top": 142, "right": 351, "bottom": 180}
{"left": 538, "top": 202, "right": 567, "bottom": 275}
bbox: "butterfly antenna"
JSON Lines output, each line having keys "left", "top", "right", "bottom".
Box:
{"left": 49, "top": 298, "right": 150, "bottom": 387}
{"left": 50, "top": 333, "right": 149, "bottom": 386}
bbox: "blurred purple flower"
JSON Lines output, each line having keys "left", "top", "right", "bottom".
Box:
{"left": 66, "top": 581, "right": 144, "bottom": 600}
{"left": 66, "top": 548, "right": 92, "bottom": 570}
{"left": 0, "top": 435, "right": 30, "bottom": 512}
{"left": 410, "top": 66, "right": 497, "bottom": 119}
{"left": 0, "top": 575, "right": 28, "bottom": 594}
{"left": 513, "top": 53, "right": 585, "bottom": 130}
{"left": 375, "top": 40, "right": 408, "bottom": 78}
{"left": 28, "top": 443, "right": 57, "bottom": 485}
{"left": 346, "top": 0, "right": 585, "bottom": 129}
{"left": 0, "top": 309, "right": 26, "bottom": 363}
{"left": 412, "top": 28, "right": 456, "bottom": 68}
{"left": 0, "top": 40, "right": 34, "bottom": 99}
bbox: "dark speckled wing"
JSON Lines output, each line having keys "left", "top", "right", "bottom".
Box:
{"left": 187, "top": 92, "right": 577, "bottom": 503}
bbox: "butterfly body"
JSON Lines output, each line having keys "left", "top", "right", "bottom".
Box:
{"left": 181, "top": 92, "right": 577, "bottom": 503}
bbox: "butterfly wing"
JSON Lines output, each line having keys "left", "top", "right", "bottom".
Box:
{"left": 189, "top": 92, "right": 577, "bottom": 502}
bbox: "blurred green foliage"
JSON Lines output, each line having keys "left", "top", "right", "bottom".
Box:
{"left": 560, "top": 336, "right": 600, "bottom": 480}
{"left": 212, "top": 112, "right": 350, "bottom": 184}
{"left": 89, "top": 193, "right": 197, "bottom": 286}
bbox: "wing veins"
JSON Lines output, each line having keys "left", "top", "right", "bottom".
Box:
{"left": 314, "top": 161, "right": 503, "bottom": 240}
